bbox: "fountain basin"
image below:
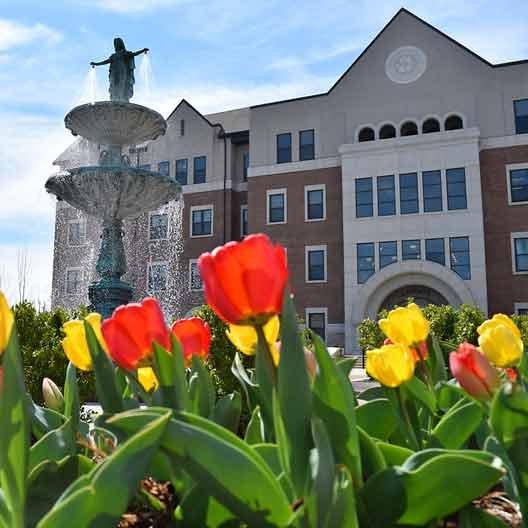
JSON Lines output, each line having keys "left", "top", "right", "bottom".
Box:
{"left": 65, "top": 101, "right": 166, "bottom": 145}
{"left": 45, "top": 166, "right": 181, "bottom": 220}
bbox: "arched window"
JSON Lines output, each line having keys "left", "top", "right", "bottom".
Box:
{"left": 400, "top": 121, "right": 418, "bottom": 136}
{"left": 445, "top": 114, "right": 463, "bottom": 131}
{"left": 358, "top": 127, "right": 375, "bottom": 142}
{"left": 379, "top": 124, "right": 396, "bottom": 140}
{"left": 422, "top": 118, "right": 440, "bottom": 134}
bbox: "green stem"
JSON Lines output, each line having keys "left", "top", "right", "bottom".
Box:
{"left": 255, "top": 324, "right": 277, "bottom": 386}
{"left": 396, "top": 387, "right": 420, "bottom": 451}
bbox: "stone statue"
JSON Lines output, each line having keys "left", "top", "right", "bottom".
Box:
{"left": 90, "top": 38, "right": 149, "bottom": 103}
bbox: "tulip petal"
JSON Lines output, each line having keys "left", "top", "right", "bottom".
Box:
{"left": 101, "top": 318, "right": 144, "bottom": 370}
{"left": 171, "top": 317, "right": 211, "bottom": 363}
{"left": 0, "top": 291, "right": 14, "bottom": 353}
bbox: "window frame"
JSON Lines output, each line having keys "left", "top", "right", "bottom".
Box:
{"left": 355, "top": 177, "right": 373, "bottom": 218}
{"left": 175, "top": 158, "right": 188, "bottom": 186}
{"left": 379, "top": 240, "right": 398, "bottom": 269}
{"left": 304, "top": 184, "right": 326, "bottom": 222}
{"left": 65, "top": 267, "right": 83, "bottom": 295}
{"left": 305, "top": 307, "right": 328, "bottom": 342}
{"left": 190, "top": 205, "right": 214, "bottom": 238}
{"left": 188, "top": 259, "right": 203, "bottom": 292}
{"left": 158, "top": 160, "right": 170, "bottom": 177}
{"left": 514, "top": 98, "right": 528, "bottom": 135}
{"left": 242, "top": 151, "right": 249, "bottom": 181}
{"left": 506, "top": 163, "right": 528, "bottom": 205}
{"left": 148, "top": 211, "right": 169, "bottom": 241}
{"left": 266, "top": 188, "right": 287, "bottom": 225}
{"left": 425, "top": 238, "right": 446, "bottom": 266}
{"left": 511, "top": 232, "right": 528, "bottom": 275}
{"left": 402, "top": 239, "right": 421, "bottom": 261}
{"left": 193, "top": 156, "right": 207, "bottom": 184}
{"left": 449, "top": 236, "right": 471, "bottom": 280}
{"left": 357, "top": 242, "right": 375, "bottom": 284}
{"left": 240, "top": 204, "right": 248, "bottom": 238}
{"left": 422, "top": 170, "right": 443, "bottom": 213}
{"left": 67, "top": 218, "right": 86, "bottom": 247}
{"left": 399, "top": 172, "right": 419, "bottom": 214}
{"left": 147, "top": 261, "right": 169, "bottom": 292}
{"left": 514, "top": 302, "right": 528, "bottom": 316}
{"left": 305, "top": 244, "right": 328, "bottom": 283}
{"left": 276, "top": 133, "right": 292, "bottom": 164}
{"left": 299, "top": 129, "right": 315, "bottom": 161}
{"left": 377, "top": 174, "right": 396, "bottom": 216}
{"left": 446, "top": 167, "right": 468, "bottom": 211}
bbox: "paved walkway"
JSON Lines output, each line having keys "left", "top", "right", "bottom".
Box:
{"left": 349, "top": 367, "right": 378, "bottom": 392}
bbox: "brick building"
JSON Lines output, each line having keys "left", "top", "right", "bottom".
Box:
{"left": 50, "top": 9, "right": 528, "bottom": 353}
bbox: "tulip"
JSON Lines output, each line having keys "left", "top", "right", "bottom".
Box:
{"left": 0, "top": 291, "right": 14, "bottom": 354}
{"left": 62, "top": 313, "right": 108, "bottom": 371}
{"left": 449, "top": 343, "right": 500, "bottom": 400}
{"left": 101, "top": 297, "right": 170, "bottom": 371}
{"left": 171, "top": 317, "right": 211, "bottom": 365}
{"left": 42, "top": 377, "right": 65, "bottom": 412}
{"left": 477, "top": 314, "right": 523, "bottom": 367}
{"left": 366, "top": 343, "right": 415, "bottom": 387}
{"left": 138, "top": 367, "right": 159, "bottom": 392}
{"left": 198, "top": 234, "right": 288, "bottom": 325}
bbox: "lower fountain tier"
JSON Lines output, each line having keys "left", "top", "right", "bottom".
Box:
{"left": 45, "top": 166, "right": 181, "bottom": 219}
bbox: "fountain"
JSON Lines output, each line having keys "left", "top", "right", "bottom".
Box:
{"left": 45, "top": 38, "right": 181, "bottom": 317}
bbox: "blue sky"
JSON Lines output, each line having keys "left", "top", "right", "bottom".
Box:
{"left": 1, "top": 0, "right": 528, "bottom": 303}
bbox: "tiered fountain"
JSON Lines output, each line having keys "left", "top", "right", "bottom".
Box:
{"left": 46, "top": 38, "right": 181, "bottom": 316}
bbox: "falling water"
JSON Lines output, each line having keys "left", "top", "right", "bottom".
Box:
{"left": 76, "top": 68, "right": 98, "bottom": 105}
{"left": 138, "top": 53, "right": 152, "bottom": 100}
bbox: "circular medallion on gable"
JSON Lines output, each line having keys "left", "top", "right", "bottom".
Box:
{"left": 385, "top": 46, "right": 427, "bottom": 84}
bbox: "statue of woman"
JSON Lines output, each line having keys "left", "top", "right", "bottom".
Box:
{"left": 90, "top": 38, "right": 149, "bottom": 103}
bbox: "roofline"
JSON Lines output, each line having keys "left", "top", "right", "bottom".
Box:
{"left": 166, "top": 98, "right": 222, "bottom": 129}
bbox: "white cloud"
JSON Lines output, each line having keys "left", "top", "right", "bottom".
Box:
{"left": 92, "top": 0, "right": 186, "bottom": 13}
{"left": 0, "top": 19, "right": 62, "bottom": 52}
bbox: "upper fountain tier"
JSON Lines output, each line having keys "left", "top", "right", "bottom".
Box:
{"left": 65, "top": 101, "right": 166, "bottom": 146}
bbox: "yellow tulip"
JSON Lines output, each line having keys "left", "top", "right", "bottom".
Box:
{"left": 477, "top": 314, "right": 523, "bottom": 367}
{"left": 138, "top": 367, "right": 159, "bottom": 392}
{"left": 366, "top": 343, "right": 415, "bottom": 388}
{"left": 379, "top": 303, "right": 429, "bottom": 348}
{"left": 61, "top": 313, "right": 108, "bottom": 371}
{"left": 0, "top": 291, "right": 14, "bottom": 354}
{"left": 226, "top": 315, "right": 280, "bottom": 366}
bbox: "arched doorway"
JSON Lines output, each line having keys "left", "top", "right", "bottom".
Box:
{"left": 380, "top": 284, "right": 448, "bottom": 311}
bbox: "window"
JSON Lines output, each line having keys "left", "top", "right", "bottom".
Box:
{"left": 509, "top": 168, "right": 528, "bottom": 203}
{"left": 180, "top": 119, "right": 185, "bottom": 136}
{"left": 158, "top": 161, "right": 170, "bottom": 177}
{"left": 446, "top": 168, "right": 467, "bottom": 210}
{"left": 358, "top": 127, "right": 375, "bottom": 142}
{"left": 148, "top": 262, "right": 168, "bottom": 291}
{"left": 299, "top": 129, "right": 315, "bottom": 161}
{"left": 356, "top": 177, "right": 373, "bottom": 217}
{"left": 450, "top": 237, "right": 471, "bottom": 279}
{"left": 399, "top": 173, "right": 419, "bottom": 214}
{"left": 189, "top": 260, "right": 202, "bottom": 291}
{"left": 149, "top": 212, "right": 168, "bottom": 240}
{"left": 377, "top": 175, "right": 396, "bottom": 216}
{"left": 379, "top": 124, "right": 396, "bottom": 139}
{"left": 445, "top": 115, "right": 463, "bottom": 131}
{"left": 400, "top": 121, "right": 418, "bottom": 136}
{"left": 306, "top": 308, "right": 327, "bottom": 341}
{"left": 190, "top": 206, "right": 213, "bottom": 237}
{"left": 514, "top": 303, "right": 528, "bottom": 315}
{"left": 65, "top": 269, "right": 82, "bottom": 295}
{"left": 277, "top": 133, "right": 292, "bottom": 163}
{"left": 422, "top": 118, "right": 440, "bottom": 134}
{"left": 426, "top": 238, "right": 445, "bottom": 265}
{"left": 240, "top": 205, "right": 248, "bottom": 237}
{"left": 267, "top": 189, "right": 287, "bottom": 224}
{"left": 139, "top": 163, "right": 151, "bottom": 170}
{"left": 423, "top": 170, "right": 443, "bottom": 212}
{"left": 357, "top": 243, "right": 375, "bottom": 284}
{"left": 306, "top": 245, "right": 327, "bottom": 282}
{"left": 514, "top": 99, "right": 528, "bottom": 134}
{"left": 193, "top": 156, "right": 206, "bottom": 184}
{"left": 305, "top": 185, "right": 326, "bottom": 221}
{"left": 379, "top": 241, "right": 397, "bottom": 268}
{"left": 513, "top": 236, "right": 528, "bottom": 273}
{"left": 67, "top": 220, "right": 85, "bottom": 246}
{"left": 175, "top": 159, "right": 188, "bottom": 185}
{"left": 402, "top": 240, "right": 421, "bottom": 260}
{"left": 243, "top": 152, "right": 249, "bottom": 181}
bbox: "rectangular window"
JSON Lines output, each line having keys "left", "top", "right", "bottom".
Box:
{"left": 267, "top": 189, "right": 287, "bottom": 224}
{"left": 515, "top": 303, "right": 528, "bottom": 315}
{"left": 240, "top": 205, "right": 248, "bottom": 237}
{"left": 356, "top": 177, "right": 373, "bottom": 217}
{"left": 193, "top": 156, "right": 206, "bottom": 184}
{"left": 180, "top": 119, "right": 185, "bottom": 136}
{"left": 423, "top": 170, "right": 443, "bottom": 212}
{"left": 158, "top": 161, "right": 170, "bottom": 177}
{"left": 402, "top": 239, "right": 421, "bottom": 260}
{"left": 191, "top": 206, "right": 213, "bottom": 237}
{"left": 446, "top": 168, "right": 467, "bottom": 210}
{"left": 426, "top": 238, "right": 445, "bottom": 265}
{"left": 149, "top": 213, "right": 168, "bottom": 240}
{"left": 139, "top": 163, "right": 151, "bottom": 170}
{"left": 307, "top": 309, "right": 326, "bottom": 341}
{"left": 243, "top": 152, "right": 249, "bottom": 181}
{"left": 66, "top": 269, "right": 82, "bottom": 295}
{"left": 514, "top": 237, "right": 528, "bottom": 272}
{"left": 175, "top": 159, "right": 188, "bottom": 185}
{"left": 450, "top": 237, "right": 471, "bottom": 279}
{"left": 399, "top": 173, "right": 419, "bottom": 214}
{"left": 379, "top": 241, "right": 397, "bottom": 268}
{"left": 277, "top": 133, "right": 292, "bottom": 164}
{"left": 189, "top": 260, "right": 202, "bottom": 291}
{"left": 514, "top": 99, "right": 528, "bottom": 134}
{"left": 299, "top": 129, "right": 315, "bottom": 161}
{"left": 148, "top": 262, "right": 168, "bottom": 291}
{"left": 509, "top": 168, "right": 528, "bottom": 203}
{"left": 305, "top": 185, "right": 325, "bottom": 221}
{"left": 357, "top": 243, "right": 375, "bottom": 284}
{"left": 67, "top": 220, "right": 85, "bottom": 246}
{"left": 377, "top": 175, "right": 396, "bottom": 216}
{"left": 306, "top": 246, "right": 327, "bottom": 282}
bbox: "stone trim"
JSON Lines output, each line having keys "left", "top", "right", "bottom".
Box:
{"left": 249, "top": 156, "right": 340, "bottom": 178}
{"left": 511, "top": 232, "right": 528, "bottom": 275}
{"left": 480, "top": 134, "right": 528, "bottom": 150}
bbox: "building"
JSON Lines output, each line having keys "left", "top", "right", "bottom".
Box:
{"left": 50, "top": 8, "right": 528, "bottom": 353}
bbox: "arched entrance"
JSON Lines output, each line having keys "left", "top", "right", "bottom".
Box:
{"left": 380, "top": 284, "right": 448, "bottom": 311}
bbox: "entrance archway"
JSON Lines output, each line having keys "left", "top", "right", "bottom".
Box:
{"left": 380, "top": 284, "right": 448, "bottom": 311}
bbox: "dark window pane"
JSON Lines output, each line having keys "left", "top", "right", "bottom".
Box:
{"left": 400, "top": 121, "right": 418, "bottom": 136}
{"left": 308, "top": 249, "right": 325, "bottom": 281}
{"left": 356, "top": 178, "right": 373, "bottom": 217}
{"left": 379, "top": 124, "right": 396, "bottom": 139}
{"left": 300, "top": 129, "right": 315, "bottom": 161}
{"left": 193, "top": 156, "right": 206, "bottom": 184}
{"left": 446, "top": 168, "right": 467, "bottom": 210}
{"left": 357, "top": 243, "right": 375, "bottom": 283}
{"left": 377, "top": 175, "right": 395, "bottom": 216}
{"left": 243, "top": 152, "right": 249, "bottom": 181}
{"left": 422, "top": 118, "right": 440, "bottom": 133}
{"left": 515, "top": 237, "right": 528, "bottom": 272}
{"left": 149, "top": 213, "right": 168, "bottom": 240}
{"left": 175, "top": 159, "right": 188, "bottom": 185}
{"left": 139, "top": 163, "right": 151, "bottom": 170}
{"left": 66, "top": 269, "right": 82, "bottom": 294}
{"left": 307, "top": 189, "right": 324, "bottom": 219}
{"left": 277, "top": 133, "right": 292, "bottom": 163}
{"left": 400, "top": 173, "right": 418, "bottom": 214}
{"left": 241, "top": 207, "right": 248, "bottom": 237}
{"left": 308, "top": 312, "right": 326, "bottom": 340}
{"left": 510, "top": 169, "right": 528, "bottom": 203}
{"left": 450, "top": 237, "right": 471, "bottom": 279}
{"left": 379, "top": 241, "right": 397, "bottom": 268}
{"left": 180, "top": 119, "right": 185, "bottom": 136}
{"left": 269, "top": 193, "right": 285, "bottom": 223}
{"left": 445, "top": 115, "right": 463, "bottom": 130}
{"left": 426, "top": 238, "right": 445, "bottom": 265}
{"left": 191, "top": 209, "right": 212, "bottom": 236}
{"left": 158, "top": 161, "right": 170, "bottom": 177}
{"left": 514, "top": 99, "right": 528, "bottom": 134}
{"left": 402, "top": 239, "right": 421, "bottom": 260}
{"left": 423, "top": 170, "right": 442, "bottom": 212}
{"left": 358, "top": 127, "right": 375, "bottom": 142}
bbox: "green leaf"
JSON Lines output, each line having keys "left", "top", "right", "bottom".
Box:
{"left": 428, "top": 334, "right": 448, "bottom": 383}
{"left": 245, "top": 406, "right": 265, "bottom": 445}
{"left": 0, "top": 490, "right": 10, "bottom": 528}
{"left": 357, "top": 425, "right": 386, "bottom": 479}
{"left": 152, "top": 339, "right": 188, "bottom": 410}
{"left": 358, "top": 386, "right": 386, "bottom": 401}
{"left": 325, "top": 466, "right": 358, "bottom": 528}
{"left": 29, "top": 418, "right": 75, "bottom": 472}
{"left": 212, "top": 392, "right": 241, "bottom": 433}
{"left": 375, "top": 441, "right": 413, "bottom": 466}
{"left": 404, "top": 375, "right": 436, "bottom": 414}
{"left": 231, "top": 352, "right": 260, "bottom": 412}
{"left": 251, "top": 444, "right": 282, "bottom": 477}
{"left": 272, "top": 390, "right": 292, "bottom": 479}
{"left": 63, "top": 362, "right": 80, "bottom": 428}
{"left": 458, "top": 504, "right": 509, "bottom": 528}
{"left": 255, "top": 326, "right": 276, "bottom": 442}
{"left": 30, "top": 403, "right": 65, "bottom": 440}
{"left": 356, "top": 399, "right": 397, "bottom": 440}
{"left": 336, "top": 357, "right": 357, "bottom": 378}
{"left": 189, "top": 355, "right": 216, "bottom": 418}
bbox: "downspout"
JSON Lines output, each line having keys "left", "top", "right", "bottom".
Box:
{"left": 214, "top": 123, "right": 227, "bottom": 244}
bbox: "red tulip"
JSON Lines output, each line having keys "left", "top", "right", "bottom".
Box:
{"left": 171, "top": 317, "right": 211, "bottom": 365}
{"left": 449, "top": 342, "right": 500, "bottom": 400}
{"left": 198, "top": 234, "right": 288, "bottom": 325}
{"left": 504, "top": 368, "right": 518, "bottom": 383}
{"left": 101, "top": 297, "right": 170, "bottom": 370}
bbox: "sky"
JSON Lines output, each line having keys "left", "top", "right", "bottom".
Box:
{"left": 1, "top": 0, "right": 528, "bottom": 305}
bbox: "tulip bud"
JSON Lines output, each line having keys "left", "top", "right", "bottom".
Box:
{"left": 449, "top": 343, "right": 500, "bottom": 400}
{"left": 42, "top": 377, "right": 65, "bottom": 412}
